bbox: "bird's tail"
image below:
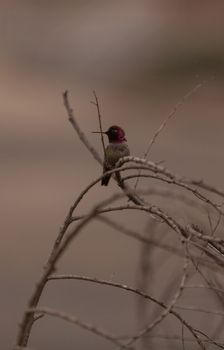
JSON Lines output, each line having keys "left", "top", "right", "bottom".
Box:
{"left": 101, "top": 174, "right": 111, "bottom": 186}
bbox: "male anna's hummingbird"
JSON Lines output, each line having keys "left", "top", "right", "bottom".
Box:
{"left": 93, "top": 125, "right": 130, "bottom": 186}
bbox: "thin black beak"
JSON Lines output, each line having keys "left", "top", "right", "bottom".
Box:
{"left": 92, "top": 131, "right": 106, "bottom": 134}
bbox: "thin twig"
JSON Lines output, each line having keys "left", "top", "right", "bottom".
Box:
{"left": 47, "top": 274, "right": 205, "bottom": 349}
{"left": 186, "top": 178, "right": 224, "bottom": 199}
{"left": 147, "top": 83, "right": 203, "bottom": 156}
{"left": 194, "top": 328, "right": 224, "bottom": 350}
{"left": 72, "top": 199, "right": 223, "bottom": 248}
{"left": 15, "top": 184, "right": 150, "bottom": 347}
{"left": 175, "top": 304, "right": 224, "bottom": 317}
{"left": 63, "top": 90, "right": 103, "bottom": 165}
{"left": 187, "top": 248, "right": 224, "bottom": 311}
{"left": 124, "top": 239, "right": 190, "bottom": 347}
{"left": 184, "top": 284, "right": 224, "bottom": 294}
{"left": 91, "top": 90, "right": 106, "bottom": 155}
{"left": 136, "top": 218, "right": 157, "bottom": 350}
{"left": 134, "top": 83, "right": 203, "bottom": 189}
{"left": 181, "top": 323, "right": 186, "bottom": 350}
{"left": 27, "top": 307, "right": 135, "bottom": 350}
{"left": 33, "top": 313, "right": 44, "bottom": 322}
{"left": 97, "top": 215, "right": 221, "bottom": 272}
{"left": 71, "top": 204, "right": 224, "bottom": 266}
{"left": 117, "top": 156, "right": 224, "bottom": 217}
{"left": 145, "top": 333, "right": 224, "bottom": 344}
{"left": 15, "top": 201, "right": 100, "bottom": 347}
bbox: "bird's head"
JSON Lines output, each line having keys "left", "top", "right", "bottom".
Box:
{"left": 93, "top": 125, "right": 127, "bottom": 143}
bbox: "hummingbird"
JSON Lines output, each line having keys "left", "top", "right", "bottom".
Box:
{"left": 93, "top": 125, "right": 130, "bottom": 186}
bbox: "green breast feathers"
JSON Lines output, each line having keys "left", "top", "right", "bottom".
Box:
{"left": 104, "top": 143, "right": 130, "bottom": 168}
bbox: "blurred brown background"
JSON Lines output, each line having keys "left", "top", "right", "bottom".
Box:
{"left": 2, "top": 1, "right": 224, "bottom": 349}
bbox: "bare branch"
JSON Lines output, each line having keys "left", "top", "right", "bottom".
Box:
{"left": 134, "top": 83, "right": 203, "bottom": 189}
{"left": 92, "top": 90, "right": 106, "bottom": 155}
{"left": 15, "top": 91, "right": 224, "bottom": 350}
{"left": 186, "top": 178, "right": 224, "bottom": 199}
{"left": 47, "top": 274, "right": 205, "bottom": 349}
{"left": 175, "top": 304, "right": 224, "bottom": 317}
{"left": 63, "top": 90, "right": 103, "bottom": 165}
{"left": 145, "top": 333, "right": 224, "bottom": 345}
{"left": 184, "top": 284, "right": 224, "bottom": 294}
{"left": 27, "top": 307, "right": 134, "bottom": 350}
{"left": 117, "top": 156, "right": 224, "bottom": 217}
{"left": 125, "top": 239, "right": 190, "bottom": 347}
{"left": 147, "top": 83, "right": 203, "bottom": 156}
